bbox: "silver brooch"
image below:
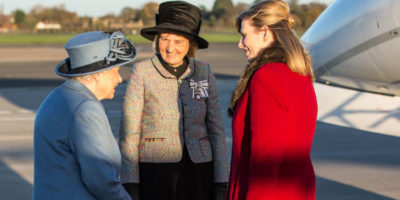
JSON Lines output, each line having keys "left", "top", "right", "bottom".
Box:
{"left": 189, "top": 79, "right": 209, "bottom": 100}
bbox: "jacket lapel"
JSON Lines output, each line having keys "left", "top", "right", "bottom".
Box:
{"left": 151, "top": 55, "right": 175, "bottom": 79}
{"left": 151, "top": 54, "right": 195, "bottom": 80}
{"left": 180, "top": 58, "right": 195, "bottom": 80}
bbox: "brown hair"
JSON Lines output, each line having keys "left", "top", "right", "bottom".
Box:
{"left": 236, "top": 0, "right": 314, "bottom": 80}
{"left": 153, "top": 34, "right": 198, "bottom": 58}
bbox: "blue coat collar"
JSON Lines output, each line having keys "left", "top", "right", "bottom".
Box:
{"left": 63, "top": 79, "right": 98, "bottom": 100}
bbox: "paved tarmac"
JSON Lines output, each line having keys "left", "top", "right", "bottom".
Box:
{"left": 0, "top": 44, "right": 399, "bottom": 199}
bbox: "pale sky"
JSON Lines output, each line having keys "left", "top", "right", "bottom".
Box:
{"left": 0, "top": 0, "right": 334, "bottom": 17}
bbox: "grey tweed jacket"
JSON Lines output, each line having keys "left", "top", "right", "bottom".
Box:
{"left": 119, "top": 55, "right": 229, "bottom": 183}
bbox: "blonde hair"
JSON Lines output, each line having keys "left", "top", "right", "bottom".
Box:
{"left": 153, "top": 34, "right": 198, "bottom": 58}
{"left": 236, "top": 0, "right": 314, "bottom": 80}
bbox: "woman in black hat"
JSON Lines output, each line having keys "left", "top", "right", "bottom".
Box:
{"left": 119, "top": 1, "right": 229, "bottom": 200}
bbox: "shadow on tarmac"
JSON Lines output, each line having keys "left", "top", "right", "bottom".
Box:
{"left": 0, "top": 160, "right": 32, "bottom": 200}
{"left": 316, "top": 176, "right": 395, "bottom": 200}
{"left": 0, "top": 78, "right": 64, "bottom": 88}
{"left": 312, "top": 122, "right": 400, "bottom": 199}
{"left": 312, "top": 122, "right": 400, "bottom": 168}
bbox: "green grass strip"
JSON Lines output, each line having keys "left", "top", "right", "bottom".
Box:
{"left": 0, "top": 34, "right": 74, "bottom": 45}
{"left": 0, "top": 33, "right": 242, "bottom": 45}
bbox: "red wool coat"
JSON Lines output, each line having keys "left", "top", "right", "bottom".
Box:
{"left": 228, "top": 62, "right": 318, "bottom": 200}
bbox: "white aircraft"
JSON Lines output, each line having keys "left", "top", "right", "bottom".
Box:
{"left": 301, "top": 0, "right": 400, "bottom": 136}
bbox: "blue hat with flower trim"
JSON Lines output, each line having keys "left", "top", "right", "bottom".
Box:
{"left": 55, "top": 31, "right": 137, "bottom": 77}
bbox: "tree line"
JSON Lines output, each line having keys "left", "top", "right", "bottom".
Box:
{"left": 7, "top": 0, "right": 327, "bottom": 34}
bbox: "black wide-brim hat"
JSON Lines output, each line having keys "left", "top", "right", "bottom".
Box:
{"left": 140, "top": 1, "right": 209, "bottom": 49}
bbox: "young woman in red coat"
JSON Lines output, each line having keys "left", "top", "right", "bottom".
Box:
{"left": 227, "top": 0, "right": 318, "bottom": 199}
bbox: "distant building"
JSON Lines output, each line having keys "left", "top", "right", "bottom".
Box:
{"left": 0, "top": 14, "right": 17, "bottom": 32}
{"left": 0, "top": 23, "right": 17, "bottom": 32}
{"left": 35, "top": 21, "right": 61, "bottom": 30}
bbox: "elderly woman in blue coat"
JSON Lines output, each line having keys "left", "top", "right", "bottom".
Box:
{"left": 33, "top": 31, "right": 136, "bottom": 200}
{"left": 119, "top": 1, "right": 229, "bottom": 200}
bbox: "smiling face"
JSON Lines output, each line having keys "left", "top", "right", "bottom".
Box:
{"left": 238, "top": 19, "right": 275, "bottom": 61}
{"left": 97, "top": 67, "right": 122, "bottom": 100}
{"left": 158, "top": 33, "right": 190, "bottom": 67}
